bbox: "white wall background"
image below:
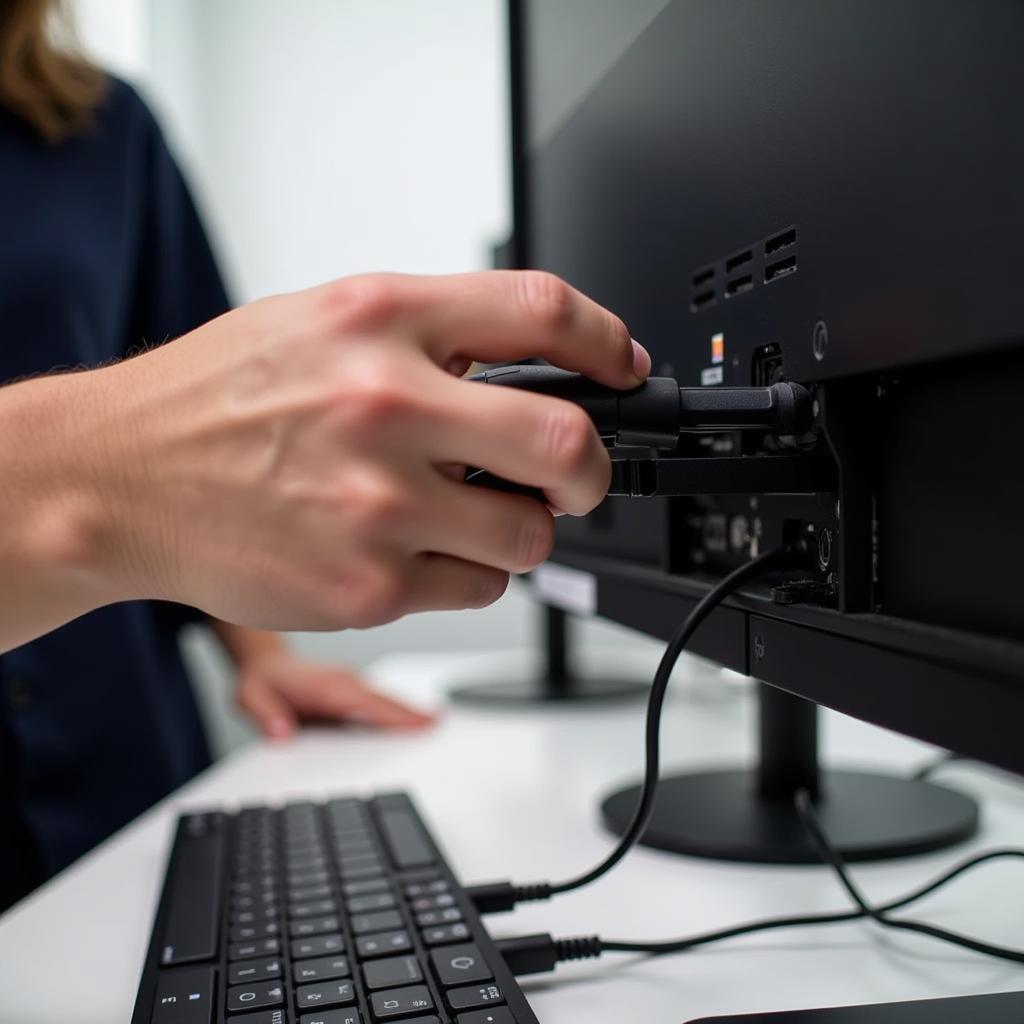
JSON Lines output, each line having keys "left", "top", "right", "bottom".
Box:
{"left": 69, "top": 0, "right": 669, "bottom": 755}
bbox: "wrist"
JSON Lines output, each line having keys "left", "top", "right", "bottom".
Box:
{"left": 0, "top": 371, "right": 136, "bottom": 644}
{"left": 211, "top": 621, "right": 288, "bottom": 670}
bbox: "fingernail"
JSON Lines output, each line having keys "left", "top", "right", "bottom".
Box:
{"left": 631, "top": 338, "right": 652, "bottom": 380}
{"left": 546, "top": 503, "right": 568, "bottom": 518}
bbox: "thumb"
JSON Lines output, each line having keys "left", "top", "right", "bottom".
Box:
{"left": 238, "top": 676, "right": 297, "bottom": 741}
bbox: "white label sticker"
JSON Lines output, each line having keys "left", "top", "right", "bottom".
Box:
{"left": 532, "top": 563, "right": 597, "bottom": 616}
{"left": 701, "top": 365, "right": 724, "bottom": 386}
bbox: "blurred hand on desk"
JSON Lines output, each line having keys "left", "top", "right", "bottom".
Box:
{"left": 212, "top": 620, "right": 434, "bottom": 739}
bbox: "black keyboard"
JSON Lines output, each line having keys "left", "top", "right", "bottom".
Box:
{"left": 131, "top": 793, "right": 539, "bottom": 1024}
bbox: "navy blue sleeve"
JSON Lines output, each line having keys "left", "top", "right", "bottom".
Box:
{"left": 126, "top": 99, "right": 232, "bottom": 350}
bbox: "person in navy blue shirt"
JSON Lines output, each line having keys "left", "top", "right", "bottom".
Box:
{"left": 0, "top": 1, "right": 431, "bottom": 912}
{"left": 0, "top": 2, "right": 650, "bottom": 917}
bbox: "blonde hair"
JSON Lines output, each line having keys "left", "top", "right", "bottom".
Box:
{"left": 0, "top": 0, "right": 107, "bottom": 144}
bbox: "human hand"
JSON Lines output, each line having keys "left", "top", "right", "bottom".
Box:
{"left": 235, "top": 650, "right": 434, "bottom": 740}
{"left": 3, "top": 270, "right": 649, "bottom": 646}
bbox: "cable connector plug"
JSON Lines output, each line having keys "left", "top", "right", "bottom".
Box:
{"left": 466, "top": 880, "right": 553, "bottom": 915}
{"left": 495, "top": 933, "right": 603, "bottom": 977}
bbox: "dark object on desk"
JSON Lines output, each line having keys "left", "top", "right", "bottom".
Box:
{"left": 507, "top": 0, "right": 1024, "bottom": 872}
{"left": 131, "top": 793, "right": 538, "bottom": 1024}
{"left": 686, "top": 991, "right": 1024, "bottom": 1024}
{"left": 448, "top": 603, "right": 648, "bottom": 706}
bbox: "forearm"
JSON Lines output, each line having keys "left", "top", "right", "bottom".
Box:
{"left": 0, "top": 372, "right": 128, "bottom": 652}
{"left": 210, "top": 620, "right": 288, "bottom": 669}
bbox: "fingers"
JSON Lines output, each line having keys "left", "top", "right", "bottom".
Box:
{"left": 237, "top": 677, "right": 297, "bottom": 740}
{"left": 409, "top": 475, "right": 556, "bottom": 572}
{"left": 428, "top": 374, "right": 611, "bottom": 515}
{"left": 338, "top": 271, "right": 650, "bottom": 389}
{"left": 308, "top": 673, "right": 435, "bottom": 730}
{"left": 400, "top": 552, "right": 511, "bottom": 616}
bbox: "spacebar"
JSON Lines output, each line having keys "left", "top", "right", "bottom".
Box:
{"left": 160, "top": 821, "right": 225, "bottom": 965}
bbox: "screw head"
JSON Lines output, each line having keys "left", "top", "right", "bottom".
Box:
{"left": 812, "top": 320, "right": 829, "bottom": 361}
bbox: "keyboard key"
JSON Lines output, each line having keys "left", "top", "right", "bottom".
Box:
{"left": 456, "top": 1010, "right": 515, "bottom": 1024}
{"left": 289, "top": 869, "right": 329, "bottom": 888}
{"left": 232, "top": 906, "right": 279, "bottom": 926}
{"left": 404, "top": 880, "right": 449, "bottom": 899}
{"left": 230, "top": 938, "right": 281, "bottom": 961}
{"left": 226, "top": 981, "right": 286, "bottom": 1013}
{"left": 227, "top": 1011, "right": 288, "bottom": 1024}
{"left": 231, "top": 921, "right": 280, "bottom": 942}
{"left": 159, "top": 824, "right": 224, "bottom": 966}
{"left": 296, "top": 980, "right": 357, "bottom": 1011}
{"left": 299, "top": 1011, "right": 361, "bottom": 1024}
{"left": 342, "top": 878, "right": 390, "bottom": 897}
{"left": 369, "top": 985, "right": 435, "bottom": 1020}
{"left": 416, "top": 907, "right": 462, "bottom": 928}
{"left": 362, "top": 955, "right": 424, "bottom": 990}
{"left": 293, "top": 955, "right": 351, "bottom": 984}
{"left": 228, "top": 958, "right": 283, "bottom": 985}
{"left": 346, "top": 893, "right": 396, "bottom": 914}
{"left": 351, "top": 910, "right": 403, "bottom": 934}
{"left": 290, "top": 915, "right": 340, "bottom": 938}
{"left": 290, "top": 899, "right": 338, "bottom": 919}
{"left": 233, "top": 875, "right": 275, "bottom": 895}
{"left": 292, "top": 934, "right": 345, "bottom": 960}
{"left": 340, "top": 864, "right": 385, "bottom": 881}
{"left": 447, "top": 984, "right": 504, "bottom": 1011}
{"left": 377, "top": 807, "right": 436, "bottom": 870}
{"left": 421, "top": 923, "right": 470, "bottom": 946}
{"left": 151, "top": 966, "right": 214, "bottom": 1023}
{"left": 410, "top": 893, "right": 455, "bottom": 912}
{"left": 289, "top": 884, "right": 332, "bottom": 902}
{"left": 356, "top": 930, "right": 413, "bottom": 959}
{"left": 339, "top": 853, "right": 381, "bottom": 870}
{"left": 431, "top": 944, "right": 491, "bottom": 987}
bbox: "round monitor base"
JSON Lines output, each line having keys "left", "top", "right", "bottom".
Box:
{"left": 601, "top": 768, "right": 979, "bottom": 863}
{"left": 449, "top": 676, "right": 648, "bottom": 707}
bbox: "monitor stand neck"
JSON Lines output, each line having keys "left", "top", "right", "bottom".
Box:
{"left": 448, "top": 604, "right": 648, "bottom": 707}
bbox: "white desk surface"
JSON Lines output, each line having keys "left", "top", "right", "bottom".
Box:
{"left": 1, "top": 648, "right": 1022, "bottom": 1024}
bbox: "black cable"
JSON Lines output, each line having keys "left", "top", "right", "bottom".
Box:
{"left": 793, "top": 788, "right": 1024, "bottom": 964}
{"left": 470, "top": 548, "right": 798, "bottom": 914}
{"left": 497, "top": 846, "right": 1024, "bottom": 975}
{"left": 549, "top": 547, "right": 796, "bottom": 896}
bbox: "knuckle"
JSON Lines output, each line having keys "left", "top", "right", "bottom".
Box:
{"left": 469, "top": 570, "right": 510, "bottom": 609}
{"left": 343, "top": 473, "right": 410, "bottom": 541}
{"left": 339, "top": 359, "right": 412, "bottom": 431}
{"left": 513, "top": 510, "right": 556, "bottom": 571}
{"left": 541, "top": 402, "right": 595, "bottom": 476}
{"left": 324, "top": 273, "right": 403, "bottom": 331}
{"left": 517, "top": 270, "right": 575, "bottom": 333}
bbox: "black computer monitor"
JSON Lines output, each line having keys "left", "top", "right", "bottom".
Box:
{"left": 510, "top": 0, "right": 1024, "bottom": 863}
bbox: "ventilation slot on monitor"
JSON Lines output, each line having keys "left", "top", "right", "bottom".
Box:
{"left": 725, "top": 273, "right": 753, "bottom": 297}
{"left": 764, "top": 226, "right": 797, "bottom": 256}
{"left": 692, "top": 266, "right": 715, "bottom": 288}
{"left": 764, "top": 254, "right": 797, "bottom": 283}
{"left": 690, "top": 288, "right": 716, "bottom": 312}
{"left": 725, "top": 249, "right": 752, "bottom": 273}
